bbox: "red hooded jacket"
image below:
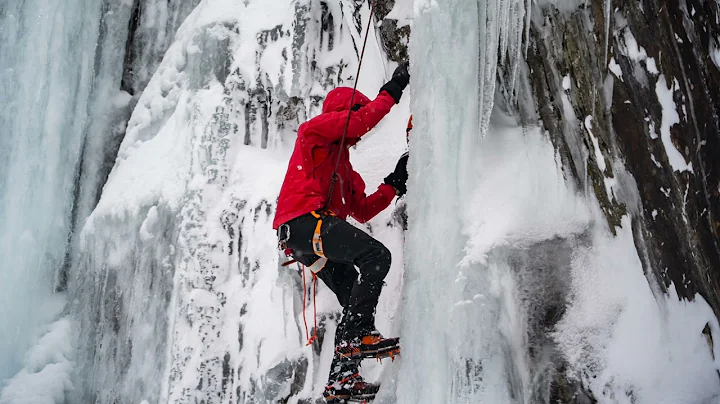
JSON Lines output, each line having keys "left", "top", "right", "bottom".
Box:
{"left": 272, "top": 88, "right": 397, "bottom": 229}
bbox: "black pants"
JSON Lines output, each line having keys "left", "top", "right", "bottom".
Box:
{"left": 282, "top": 212, "right": 392, "bottom": 344}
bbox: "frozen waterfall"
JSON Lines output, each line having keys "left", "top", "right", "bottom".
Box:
{"left": 2, "top": 0, "right": 720, "bottom": 403}
{"left": 0, "top": 0, "right": 102, "bottom": 385}
{"left": 399, "top": 0, "right": 720, "bottom": 403}
{"left": 0, "top": 0, "right": 198, "bottom": 401}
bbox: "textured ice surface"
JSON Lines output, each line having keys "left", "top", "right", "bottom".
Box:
{"left": 5, "top": 0, "right": 720, "bottom": 403}
{"left": 0, "top": 0, "right": 199, "bottom": 400}
{"left": 69, "top": 0, "right": 409, "bottom": 402}
{"left": 399, "top": 1, "right": 719, "bottom": 403}
{"left": 0, "top": 314, "right": 75, "bottom": 404}
{"left": 0, "top": 0, "right": 102, "bottom": 385}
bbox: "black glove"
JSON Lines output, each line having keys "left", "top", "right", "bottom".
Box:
{"left": 384, "top": 152, "right": 409, "bottom": 197}
{"left": 379, "top": 63, "right": 410, "bottom": 104}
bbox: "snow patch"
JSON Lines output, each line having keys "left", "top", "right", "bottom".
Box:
{"left": 555, "top": 218, "right": 720, "bottom": 404}
{"left": 710, "top": 40, "right": 720, "bottom": 70}
{"left": 584, "top": 116, "right": 606, "bottom": 173}
{"left": 645, "top": 57, "right": 659, "bottom": 74}
{"left": 0, "top": 317, "right": 75, "bottom": 404}
{"left": 650, "top": 153, "right": 661, "bottom": 168}
{"left": 386, "top": 0, "right": 414, "bottom": 25}
{"left": 618, "top": 29, "right": 660, "bottom": 77}
{"left": 609, "top": 57, "right": 623, "bottom": 80}
{"left": 655, "top": 75, "right": 692, "bottom": 173}
{"left": 622, "top": 30, "right": 648, "bottom": 61}
{"left": 648, "top": 119, "right": 659, "bottom": 140}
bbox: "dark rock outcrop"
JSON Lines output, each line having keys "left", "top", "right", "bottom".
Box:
{"left": 373, "top": 0, "right": 410, "bottom": 63}
{"left": 520, "top": 0, "right": 720, "bottom": 400}
{"left": 525, "top": 0, "right": 720, "bottom": 321}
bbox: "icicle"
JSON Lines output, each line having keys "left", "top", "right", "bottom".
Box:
{"left": 477, "top": 0, "right": 530, "bottom": 138}
{"left": 605, "top": 0, "right": 612, "bottom": 65}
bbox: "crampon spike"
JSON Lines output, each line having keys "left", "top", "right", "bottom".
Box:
{"left": 374, "top": 346, "right": 400, "bottom": 363}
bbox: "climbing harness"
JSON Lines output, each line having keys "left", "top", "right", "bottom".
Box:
{"left": 310, "top": 210, "right": 334, "bottom": 258}
{"left": 299, "top": 209, "right": 337, "bottom": 345}
{"left": 280, "top": 210, "right": 336, "bottom": 345}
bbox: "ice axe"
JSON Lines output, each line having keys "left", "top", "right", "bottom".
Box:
{"left": 406, "top": 114, "right": 412, "bottom": 145}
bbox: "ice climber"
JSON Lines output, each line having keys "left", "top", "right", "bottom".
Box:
{"left": 274, "top": 63, "right": 410, "bottom": 403}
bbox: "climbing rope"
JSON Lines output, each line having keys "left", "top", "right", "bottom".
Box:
{"left": 323, "top": 0, "right": 376, "bottom": 210}
{"left": 301, "top": 0, "right": 376, "bottom": 347}
{"left": 301, "top": 262, "right": 320, "bottom": 346}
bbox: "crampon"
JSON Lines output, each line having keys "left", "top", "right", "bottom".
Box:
{"left": 323, "top": 373, "right": 379, "bottom": 404}
{"left": 336, "top": 333, "right": 401, "bottom": 361}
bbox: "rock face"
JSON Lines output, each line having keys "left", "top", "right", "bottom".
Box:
{"left": 373, "top": 0, "right": 410, "bottom": 63}
{"left": 518, "top": 0, "right": 720, "bottom": 400}
{"left": 526, "top": 0, "right": 720, "bottom": 319}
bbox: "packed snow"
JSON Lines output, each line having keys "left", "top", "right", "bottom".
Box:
{"left": 609, "top": 57, "right": 624, "bottom": 80}
{"left": 655, "top": 75, "right": 693, "bottom": 173}
{"left": 0, "top": 316, "right": 75, "bottom": 404}
{"left": 555, "top": 217, "right": 720, "bottom": 404}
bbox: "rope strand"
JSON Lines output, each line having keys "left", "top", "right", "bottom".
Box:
{"left": 304, "top": 0, "right": 376, "bottom": 348}
{"left": 301, "top": 264, "right": 310, "bottom": 341}
{"left": 323, "top": 0, "right": 376, "bottom": 210}
{"left": 301, "top": 263, "right": 319, "bottom": 346}
{"left": 311, "top": 273, "right": 318, "bottom": 345}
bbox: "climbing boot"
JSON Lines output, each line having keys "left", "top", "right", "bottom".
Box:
{"left": 323, "top": 373, "right": 379, "bottom": 403}
{"left": 336, "top": 331, "right": 400, "bottom": 360}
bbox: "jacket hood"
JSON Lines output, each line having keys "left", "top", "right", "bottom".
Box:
{"left": 322, "top": 87, "right": 371, "bottom": 113}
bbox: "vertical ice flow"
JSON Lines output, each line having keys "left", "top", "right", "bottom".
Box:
{"left": 0, "top": 0, "right": 199, "bottom": 397}
{"left": 477, "top": 0, "right": 528, "bottom": 137}
{"left": 0, "top": 0, "right": 101, "bottom": 383}
{"left": 400, "top": 0, "right": 720, "bottom": 403}
{"left": 398, "top": 0, "right": 528, "bottom": 401}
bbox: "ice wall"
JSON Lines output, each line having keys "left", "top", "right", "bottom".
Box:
{"left": 4, "top": 0, "right": 719, "bottom": 402}
{"left": 0, "top": 0, "right": 199, "bottom": 400}
{"left": 398, "top": 0, "right": 532, "bottom": 400}
{"left": 0, "top": 0, "right": 102, "bottom": 384}
{"left": 71, "top": 0, "right": 202, "bottom": 266}
{"left": 399, "top": 0, "right": 720, "bottom": 402}
{"left": 67, "top": 0, "right": 409, "bottom": 402}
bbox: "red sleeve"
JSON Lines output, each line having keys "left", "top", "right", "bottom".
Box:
{"left": 308, "top": 91, "right": 396, "bottom": 143}
{"left": 348, "top": 172, "right": 396, "bottom": 223}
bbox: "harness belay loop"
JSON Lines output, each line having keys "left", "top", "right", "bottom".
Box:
{"left": 307, "top": 210, "right": 330, "bottom": 273}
